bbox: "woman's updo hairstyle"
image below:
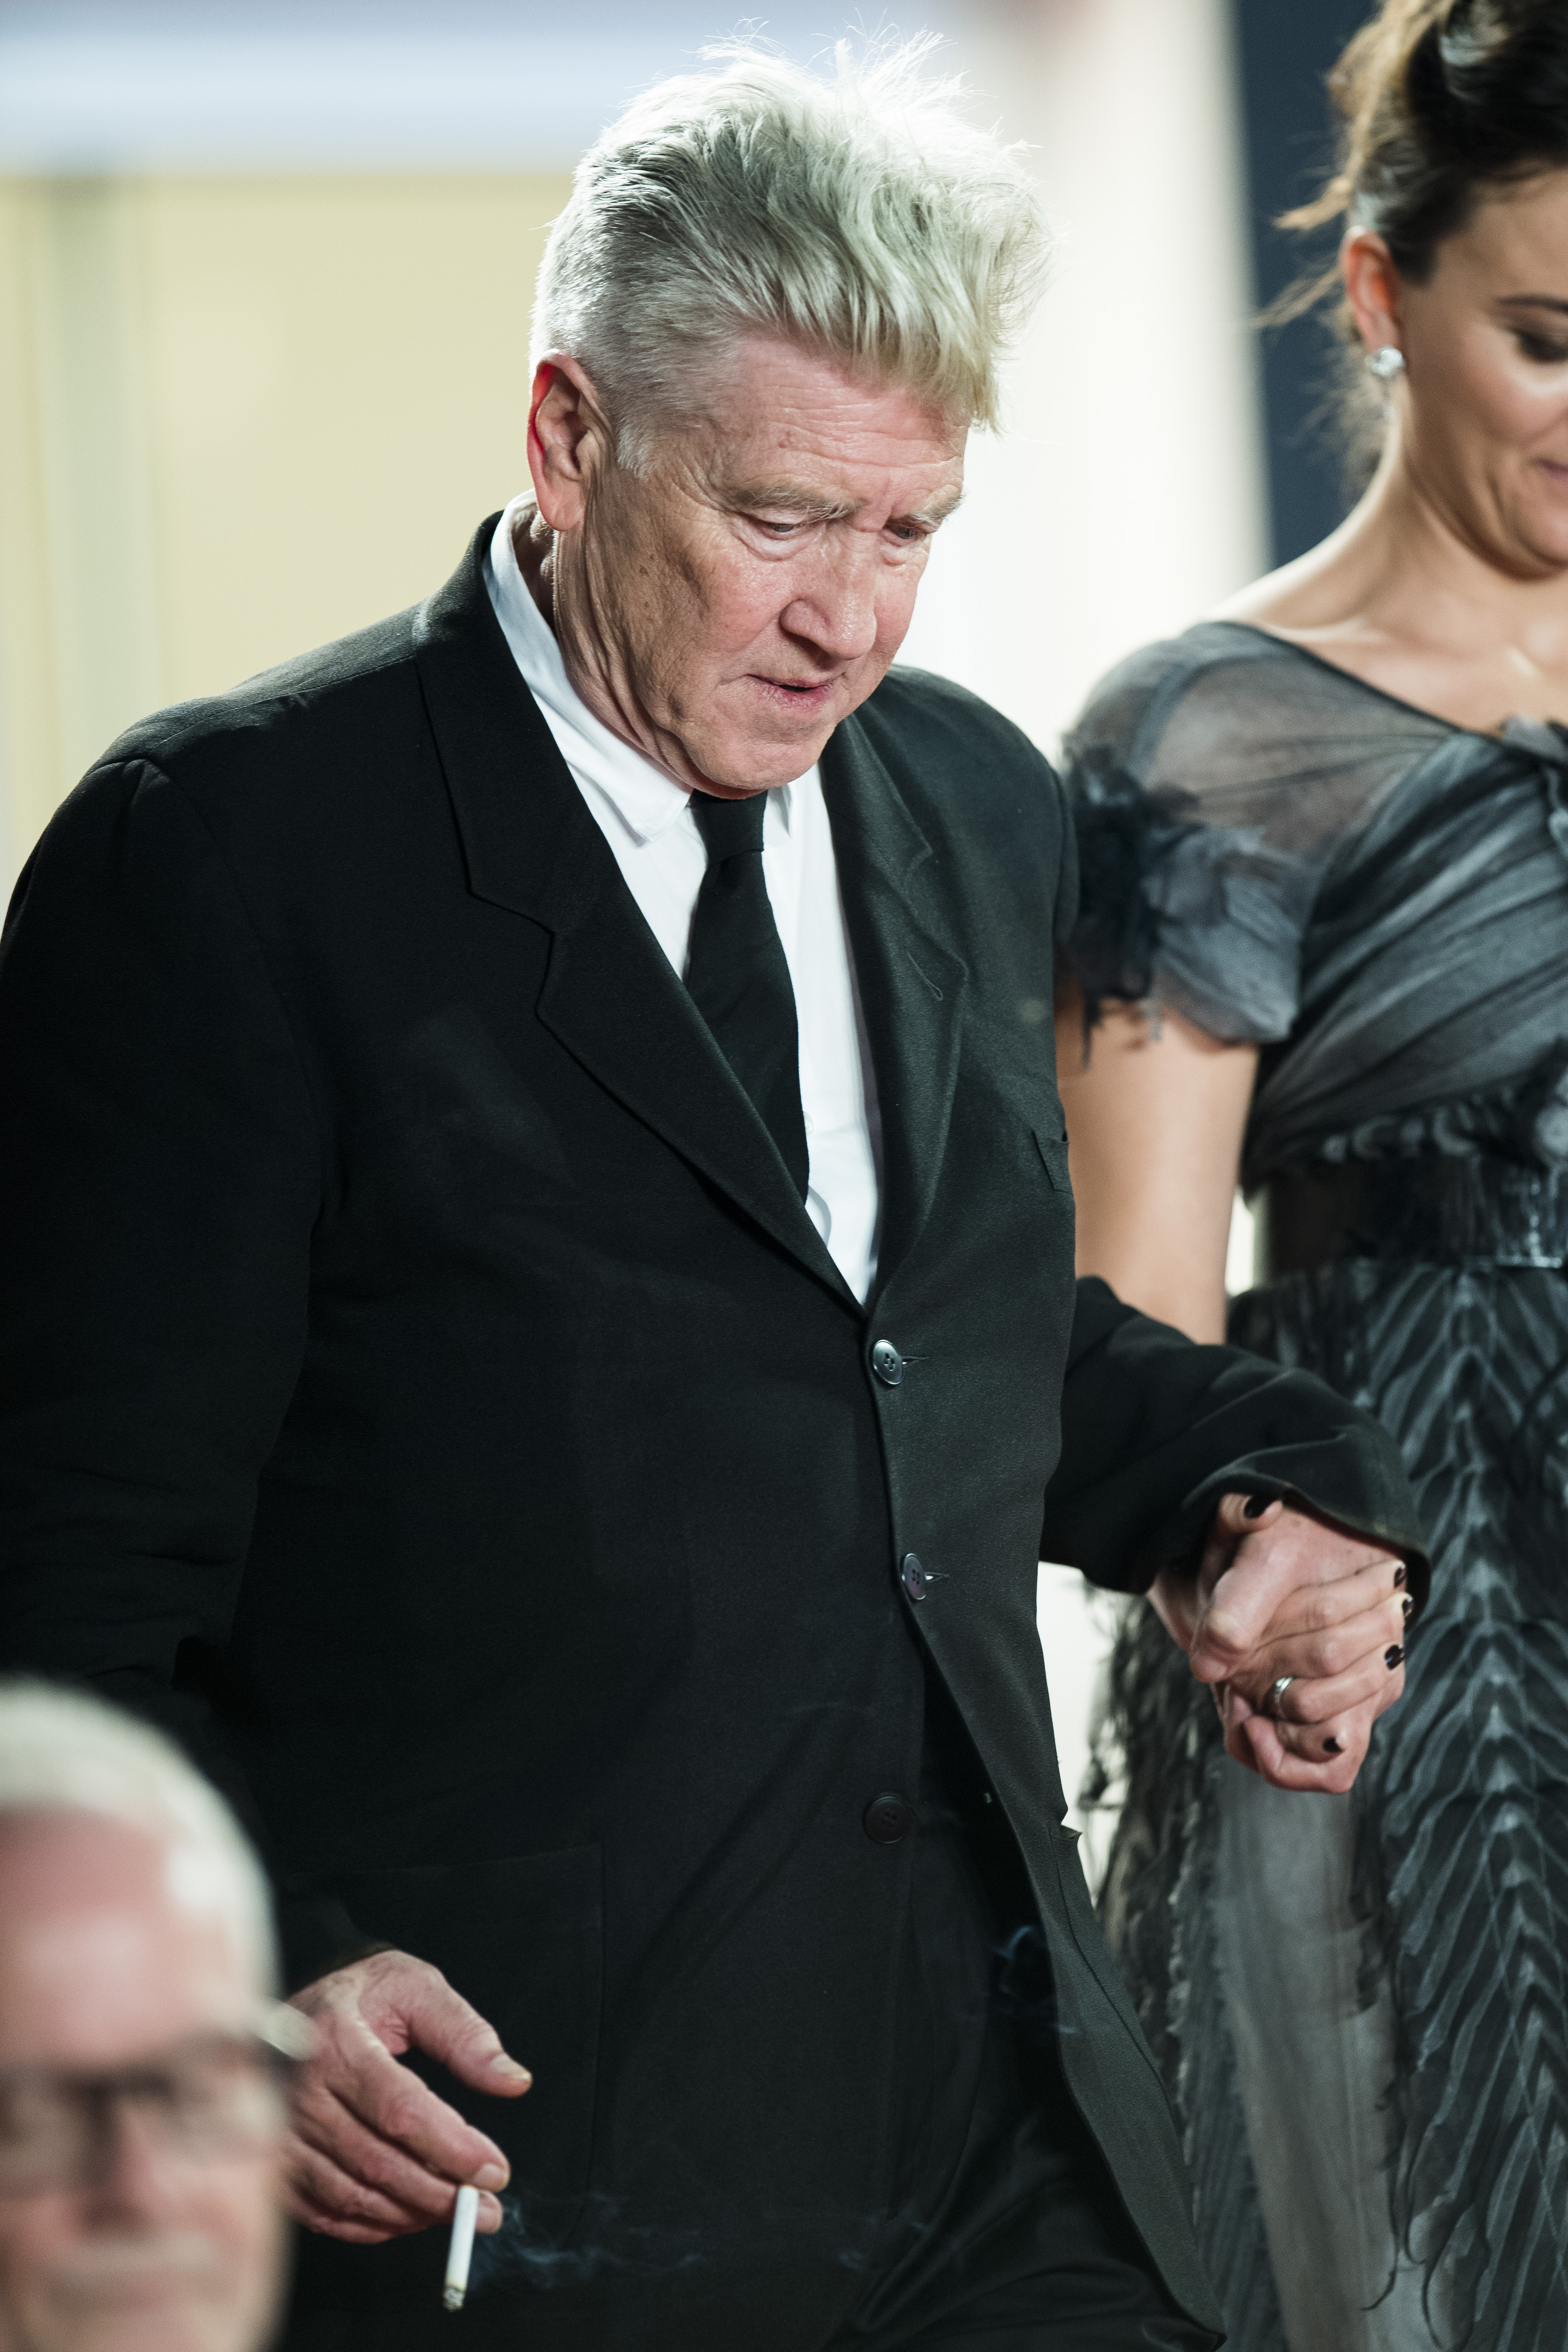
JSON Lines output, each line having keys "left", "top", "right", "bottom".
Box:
{"left": 1283, "top": 0, "right": 1568, "bottom": 461}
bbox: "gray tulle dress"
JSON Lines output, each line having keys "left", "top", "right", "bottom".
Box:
{"left": 1060, "top": 622, "right": 1568, "bottom": 2352}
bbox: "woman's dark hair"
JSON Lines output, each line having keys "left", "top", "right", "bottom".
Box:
{"left": 1281, "top": 0, "right": 1568, "bottom": 469}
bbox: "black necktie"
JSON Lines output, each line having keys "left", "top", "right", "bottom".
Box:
{"left": 685, "top": 790, "right": 810, "bottom": 1199}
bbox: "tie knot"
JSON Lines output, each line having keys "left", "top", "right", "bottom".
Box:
{"left": 691, "top": 789, "right": 767, "bottom": 862}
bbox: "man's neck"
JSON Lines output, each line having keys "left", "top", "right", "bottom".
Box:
{"left": 512, "top": 500, "right": 559, "bottom": 633}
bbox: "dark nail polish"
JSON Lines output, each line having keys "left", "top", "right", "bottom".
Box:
{"left": 1323, "top": 1736, "right": 1343, "bottom": 1755}
{"left": 1401, "top": 1595, "right": 1413, "bottom": 1621}
{"left": 1385, "top": 1643, "right": 1405, "bottom": 1670}
{"left": 1242, "top": 1494, "right": 1269, "bottom": 1519}
{"left": 1393, "top": 1563, "right": 1407, "bottom": 1588}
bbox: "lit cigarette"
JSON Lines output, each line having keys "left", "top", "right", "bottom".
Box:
{"left": 443, "top": 2183, "right": 480, "bottom": 2311}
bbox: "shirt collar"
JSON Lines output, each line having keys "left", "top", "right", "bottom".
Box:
{"left": 485, "top": 497, "right": 801, "bottom": 844}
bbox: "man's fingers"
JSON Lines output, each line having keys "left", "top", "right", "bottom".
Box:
{"left": 284, "top": 1951, "right": 527, "bottom": 2247}
{"left": 328, "top": 2028, "right": 512, "bottom": 2188}
{"left": 1193, "top": 1558, "right": 1305, "bottom": 1679}
{"left": 293, "top": 2080, "right": 490, "bottom": 2226}
{"left": 285, "top": 2131, "right": 504, "bottom": 2243}
{"left": 395, "top": 1969, "right": 533, "bottom": 2102}
{"left": 285, "top": 2134, "right": 436, "bottom": 2239}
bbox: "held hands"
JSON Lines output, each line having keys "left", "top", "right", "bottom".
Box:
{"left": 1150, "top": 1492, "right": 1411, "bottom": 1795}
{"left": 285, "top": 1949, "right": 531, "bottom": 2243}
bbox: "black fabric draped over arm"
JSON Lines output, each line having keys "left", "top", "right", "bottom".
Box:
{"left": 1046, "top": 1278, "right": 1431, "bottom": 1610}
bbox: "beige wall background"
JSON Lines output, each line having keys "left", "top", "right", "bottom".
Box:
{"left": 0, "top": 172, "right": 569, "bottom": 878}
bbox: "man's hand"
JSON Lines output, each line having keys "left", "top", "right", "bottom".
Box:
{"left": 1150, "top": 1493, "right": 1411, "bottom": 1795}
{"left": 285, "top": 1949, "right": 532, "bottom": 2244}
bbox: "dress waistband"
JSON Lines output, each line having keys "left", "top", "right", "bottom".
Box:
{"left": 1255, "top": 1154, "right": 1568, "bottom": 1279}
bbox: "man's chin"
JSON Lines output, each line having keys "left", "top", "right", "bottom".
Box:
{"left": 694, "top": 716, "right": 845, "bottom": 792}
{"left": 43, "top": 2251, "right": 241, "bottom": 2348}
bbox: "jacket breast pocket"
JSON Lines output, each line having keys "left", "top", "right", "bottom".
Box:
{"left": 291, "top": 1844, "right": 602, "bottom": 2313}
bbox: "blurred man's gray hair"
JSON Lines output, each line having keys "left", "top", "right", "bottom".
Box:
{"left": 532, "top": 33, "right": 1050, "bottom": 469}
{"left": 0, "top": 1679, "right": 274, "bottom": 1987}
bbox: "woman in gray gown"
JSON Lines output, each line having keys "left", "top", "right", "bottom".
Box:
{"left": 1057, "top": 4, "right": 1568, "bottom": 2346}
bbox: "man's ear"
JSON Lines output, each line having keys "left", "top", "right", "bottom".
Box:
{"left": 527, "top": 354, "right": 616, "bottom": 535}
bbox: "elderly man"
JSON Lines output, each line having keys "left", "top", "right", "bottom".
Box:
{"left": 0, "top": 1682, "right": 295, "bottom": 2352}
{"left": 0, "top": 38, "right": 1424, "bottom": 2352}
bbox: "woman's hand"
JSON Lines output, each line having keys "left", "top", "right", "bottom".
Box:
{"left": 1152, "top": 1492, "right": 1412, "bottom": 1794}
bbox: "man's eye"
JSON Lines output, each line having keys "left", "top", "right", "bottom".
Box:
{"left": 749, "top": 517, "right": 802, "bottom": 538}
{"left": 1517, "top": 332, "right": 1568, "bottom": 366}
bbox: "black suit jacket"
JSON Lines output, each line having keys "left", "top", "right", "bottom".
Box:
{"left": 0, "top": 523, "right": 1426, "bottom": 2347}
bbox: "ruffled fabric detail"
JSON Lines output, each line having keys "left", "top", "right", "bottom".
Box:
{"left": 1061, "top": 746, "right": 1305, "bottom": 1046}
{"left": 1311, "top": 1040, "right": 1568, "bottom": 1175}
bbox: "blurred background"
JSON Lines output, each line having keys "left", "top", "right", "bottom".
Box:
{"left": 0, "top": 0, "right": 1378, "bottom": 1837}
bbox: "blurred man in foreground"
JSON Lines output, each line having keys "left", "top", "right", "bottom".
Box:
{"left": 0, "top": 1682, "right": 296, "bottom": 2352}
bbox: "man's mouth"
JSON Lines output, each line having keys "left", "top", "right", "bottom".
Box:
{"left": 751, "top": 672, "right": 842, "bottom": 704}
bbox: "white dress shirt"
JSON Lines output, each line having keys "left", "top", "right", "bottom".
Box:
{"left": 484, "top": 498, "right": 883, "bottom": 1301}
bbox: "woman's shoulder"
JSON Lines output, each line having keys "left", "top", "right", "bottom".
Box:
{"left": 1066, "top": 622, "right": 1251, "bottom": 761}
{"left": 1068, "top": 618, "right": 1438, "bottom": 774}
{"left": 1057, "top": 622, "right": 1445, "bottom": 1048}
{"left": 1065, "top": 618, "right": 1455, "bottom": 866}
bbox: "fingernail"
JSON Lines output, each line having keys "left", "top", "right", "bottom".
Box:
{"left": 1323, "top": 1736, "right": 1343, "bottom": 1755}
{"left": 1385, "top": 1643, "right": 1404, "bottom": 1670}
{"left": 1242, "top": 1494, "right": 1269, "bottom": 1519}
{"left": 475, "top": 2163, "right": 508, "bottom": 2191}
{"left": 491, "top": 2055, "right": 532, "bottom": 2086}
{"left": 1393, "top": 1564, "right": 1406, "bottom": 1588}
{"left": 1401, "top": 1595, "right": 1413, "bottom": 1621}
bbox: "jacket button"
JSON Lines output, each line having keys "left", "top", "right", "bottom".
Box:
{"left": 863, "top": 1793, "right": 916, "bottom": 1845}
{"left": 900, "top": 1552, "right": 929, "bottom": 1602}
{"left": 870, "top": 1340, "right": 904, "bottom": 1387}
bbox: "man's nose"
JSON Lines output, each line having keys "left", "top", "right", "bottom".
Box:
{"left": 781, "top": 543, "right": 882, "bottom": 661}
{"left": 80, "top": 2103, "right": 185, "bottom": 2223}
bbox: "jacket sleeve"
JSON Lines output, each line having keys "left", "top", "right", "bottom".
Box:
{"left": 0, "top": 757, "right": 369, "bottom": 1988}
{"left": 1042, "top": 1277, "right": 1432, "bottom": 1610}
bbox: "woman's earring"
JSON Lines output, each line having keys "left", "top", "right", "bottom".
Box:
{"left": 1366, "top": 345, "right": 1406, "bottom": 381}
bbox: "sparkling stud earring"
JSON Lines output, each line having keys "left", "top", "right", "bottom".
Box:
{"left": 1366, "top": 344, "right": 1406, "bottom": 381}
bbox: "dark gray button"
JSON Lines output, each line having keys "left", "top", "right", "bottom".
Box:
{"left": 900, "top": 1552, "right": 929, "bottom": 1602}
{"left": 870, "top": 1340, "right": 904, "bottom": 1387}
{"left": 863, "top": 1792, "right": 916, "bottom": 1845}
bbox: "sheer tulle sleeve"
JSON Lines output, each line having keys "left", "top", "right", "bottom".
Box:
{"left": 1061, "top": 739, "right": 1306, "bottom": 1044}
{"left": 1057, "top": 628, "right": 1433, "bottom": 1049}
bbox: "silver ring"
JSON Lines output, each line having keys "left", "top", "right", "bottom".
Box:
{"left": 1268, "top": 1675, "right": 1296, "bottom": 1719}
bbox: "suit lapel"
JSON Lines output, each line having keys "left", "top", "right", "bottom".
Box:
{"left": 411, "top": 523, "right": 855, "bottom": 1305}
{"left": 822, "top": 716, "right": 967, "bottom": 1296}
